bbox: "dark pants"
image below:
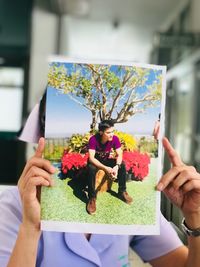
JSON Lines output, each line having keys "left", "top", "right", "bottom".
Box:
{"left": 87, "top": 159, "right": 127, "bottom": 199}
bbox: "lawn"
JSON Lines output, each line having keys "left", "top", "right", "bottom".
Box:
{"left": 41, "top": 158, "right": 158, "bottom": 225}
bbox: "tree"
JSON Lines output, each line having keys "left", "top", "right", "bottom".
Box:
{"left": 48, "top": 62, "right": 162, "bottom": 132}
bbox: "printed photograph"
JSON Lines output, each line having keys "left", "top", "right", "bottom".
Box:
{"left": 41, "top": 59, "right": 166, "bottom": 235}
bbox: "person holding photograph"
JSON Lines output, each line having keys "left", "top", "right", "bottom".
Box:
{"left": 87, "top": 119, "right": 133, "bottom": 214}
{"left": 153, "top": 113, "right": 161, "bottom": 141}
{"left": 0, "top": 95, "right": 200, "bottom": 267}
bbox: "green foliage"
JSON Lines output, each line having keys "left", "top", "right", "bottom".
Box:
{"left": 67, "top": 132, "right": 91, "bottom": 153}
{"left": 48, "top": 62, "right": 162, "bottom": 131}
{"left": 44, "top": 133, "right": 91, "bottom": 159}
{"left": 44, "top": 145, "right": 64, "bottom": 161}
{"left": 138, "top": 137, "right": 158, "bottom": 157}
{"left": 44, "top": 139, "right": 68, "bottom": 161}
{"left": 101, "top": 67, "right": 121, "bottom": 92}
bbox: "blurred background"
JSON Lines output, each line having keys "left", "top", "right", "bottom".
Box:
{"left": 0, "top": 0, "right": 199, "bottom": 265}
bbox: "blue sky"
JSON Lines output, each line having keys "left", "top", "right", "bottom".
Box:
{"left": 45, "top": 63, "right": 162, "bottom": 138}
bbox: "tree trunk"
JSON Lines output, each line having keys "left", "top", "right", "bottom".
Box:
{"left": 90, "top": 111, "right": 98, "bottom": 133}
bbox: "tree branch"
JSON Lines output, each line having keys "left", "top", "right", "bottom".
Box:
{"left": 85, "top": 64, "right": 107, "bottom": 119}
{"left": 67, "top": 93, "right": 94, "bottom": 112}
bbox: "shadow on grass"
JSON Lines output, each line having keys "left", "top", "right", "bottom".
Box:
{"left": 42, "top": 159, "right": 158, "bottom": 224}
{"left": 67, "top": 178, "right": 88, "bottom": 204}
{"left": 106, "top": 188, "right": 119, "bottom": 199}
{"left": 54, "top": 163, "right": 89, "bottom": 205}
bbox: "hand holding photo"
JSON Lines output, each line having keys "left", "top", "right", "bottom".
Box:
{"left": 40, "top": 58, "right": 166, "bottom": 235}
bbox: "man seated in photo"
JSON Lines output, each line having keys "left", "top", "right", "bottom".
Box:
{"left": 1, "top": 95, "right": 200, "bottom": 267}
{"left": 87, "top": 119, "right": 133, "bottom": 214}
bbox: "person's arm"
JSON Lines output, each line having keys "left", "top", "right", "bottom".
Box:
{"left": 149, "top": 246, "right": 188, "bottom": 267}
{"left": 112, "top": 147, "right": 123, "bottom": 177}
{"left": 115, "top": 147, "right": 123, "bottom": 165}
{"left": 7, "top": 224, "right": 41, "bottom": 267}
{"left": 151, "top": 137, "right": 200, "bottom": 267}
{"left": 153, "top": 121, "right": 160, "bottom": 140}
{"left": 88, "top": 149, "right": 113, "bottom": 175}
{"left": 7, "top": 138, "right": 55, "bottom": 267}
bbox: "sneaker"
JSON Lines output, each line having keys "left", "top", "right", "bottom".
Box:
{"left": 86, "top": 198, "right": 96, "bottom": 214}
{"left": 118, "top": 191, "right": 133, "bottom": 204}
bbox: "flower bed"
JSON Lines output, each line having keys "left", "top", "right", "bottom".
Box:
{"left": 61, "top": 152, "right": 88, "bottom": 174}
{"left": 123, "top": 151, "right": 150, "bottom": 181}
{"left": 61, "top": 151, "right": 150, "bottom": 181}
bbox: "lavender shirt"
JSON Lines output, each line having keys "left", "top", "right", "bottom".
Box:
{"left": 0, "top": 188, "right": 183, "bottom": 267}
{"left": 89, "top": 134, "right": 121, "bottom": 161}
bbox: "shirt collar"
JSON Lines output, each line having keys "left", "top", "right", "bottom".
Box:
{"left": 64, "top": 233, "right": 114, "bottom": 266}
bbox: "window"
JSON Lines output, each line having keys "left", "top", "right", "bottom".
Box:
{"left": 0, "top": 67, "right": 24, "bottom": 132}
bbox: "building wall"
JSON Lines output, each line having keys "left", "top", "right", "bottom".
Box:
{"left": 190, "top": 0, "right": 200, "bottom": 31}
{"left": 28, "top": 7, "right": 58, "bottom": 110}
{"left": 60, "top": 16, "right": 152, "bottom": 63}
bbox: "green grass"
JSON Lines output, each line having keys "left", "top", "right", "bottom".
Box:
{"left": 41, "top": 158, "right": 158, "bottom": 225}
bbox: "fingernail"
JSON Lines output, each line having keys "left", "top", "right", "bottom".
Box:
{"left": 51, "top": 166, "right": 56, "bottom": 173}
{"left": 157, "top": 183, "right": 164, "bottom": 191}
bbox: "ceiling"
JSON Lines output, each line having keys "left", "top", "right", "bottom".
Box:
{"left": 88, "top": 0, "right": 184, "bottom": 28}
{"left": 42, "top": 0, "right": 187, "bottom": 30}
{"left": 36, "top": 0, "right": 189, "bottom": 62}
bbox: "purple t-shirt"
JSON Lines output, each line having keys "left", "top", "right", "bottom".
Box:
{"left": 88, "top": 134, "right": 121, "bottom": 161}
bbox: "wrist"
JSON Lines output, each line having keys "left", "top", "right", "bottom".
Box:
{"left": 21, "top": 218, "right": 41, "bottom": 234}
{"left": 20, "top": 223, "right": 41, "bottom": 240}
{"left": 184, "top": 211, "right": 200, "bottom": 229}
{"left": 181, "top": 218, "right": 200, "bottom": 237}
{"left": 103, "top": 165, "right": 108, "bottom": 172}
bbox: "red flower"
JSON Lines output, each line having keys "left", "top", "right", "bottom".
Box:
{"left": 123, "top": 151, "right": 150, "bottom": 181}
{"left": 61, "top": 152, "right": 88, "bottom": 174}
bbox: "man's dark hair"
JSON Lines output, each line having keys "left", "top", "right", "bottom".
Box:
{"left": 98, "top": 119, "right": 115, "bottom": 132}
{"left": 39, "top": 89, "right": 47, "bottom": 137}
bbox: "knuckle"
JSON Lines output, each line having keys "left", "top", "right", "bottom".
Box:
{"left": 173, "top": 165, "right": 187, "bottom": 175}
{"left": 29, "top": 156, "right": 37, "bottom": 164}
{"left": 43, "top": 158, "right": 50, "bottom": 165}
{"left": 188, "top": 165, "right": 196, "bottom": 172}
{"left": 173, "top": 166, "right": 179, "bottom": 172}
{"left": 190, "top": 180, "right": 196, "bottom": 186}
{"left": 30, "top": 166, "right": 38, "bottom": 175}
{"left": 43, "top": 159, "right": 52, "bottom": 170}
{"left": 29, "top": 176, "right": 39, "bottom": 185}
{"left": 182, "top": 170, "right": 193, "bottom": 180}
{"left": 27, "top": 158, "right": 37, "bottom": 169}
{"left": 27, "top": 177, "right": 34, "bottom": 186}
